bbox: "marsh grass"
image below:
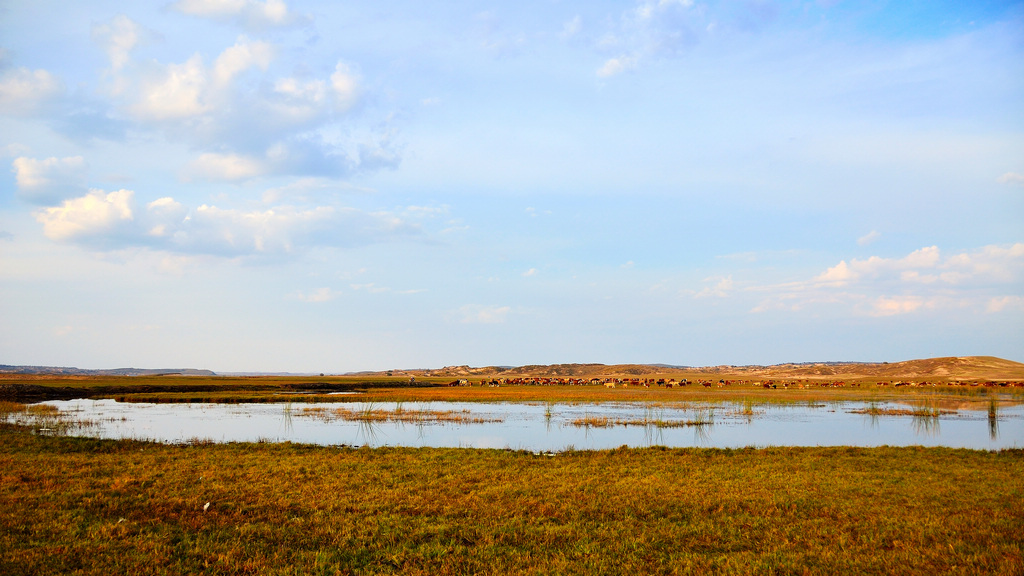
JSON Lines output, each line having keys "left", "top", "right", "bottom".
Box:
{"left": 0, "top": 400, "right": 25, "bottom": 421}
{"left": 2, "top": 424, "right": 1022, "bottom": 575}
{"left": 544, "top": 401, "right": 556, "bottom": 432}
{"left": 911, "top": 411, "right": 941, "bottom": 436}
{"left": 300, "top": 404, "right": 503, "bottom": 425}
{"left": 850, "top": 405, "right": 957, "bottom": 417}
{"left": 0, "top": 401, "right": 96, "bottom": 435}
{"left": 738, "top": 398, "right": 756, "bottom": 422}
{"left": 570, "top": 406, "right": 715, "bottom": 429}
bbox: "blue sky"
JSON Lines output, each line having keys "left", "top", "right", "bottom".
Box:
{"left": 1, "top": 0, "right": 1022, "bottom": 372}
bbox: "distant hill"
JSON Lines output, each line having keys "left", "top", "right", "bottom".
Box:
{"left": 745, "top": 356, "right": 1024, "bottom": 381}
{"left": 0, "top": 365, "right": 216, "bottom": 377}
{"left": 400, "top": 356, "right": 1024, "bottom": 381}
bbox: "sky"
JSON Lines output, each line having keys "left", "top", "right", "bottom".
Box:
{"left": 0, "top": 0, "right": 1022, "bottom": 372}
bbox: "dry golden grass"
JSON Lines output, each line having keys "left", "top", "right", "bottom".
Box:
{"left": 1, "top": 423, "right": 1022, "bottom": 575}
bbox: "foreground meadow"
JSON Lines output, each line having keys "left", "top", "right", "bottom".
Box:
{"left": 1, "top": 420, "right": 1022, "bottom": 575}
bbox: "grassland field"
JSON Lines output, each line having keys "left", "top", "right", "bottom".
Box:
{"left": 1, "top": 374, "right": 1023, "bottom": 574}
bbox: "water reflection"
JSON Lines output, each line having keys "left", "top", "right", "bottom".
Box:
{"left": 35, "top": 398, "right": 1024, "bottom": 451}
{"left": 691, "top": 421, "right": 713, "bottom": 446}
{"left": 989, "top": 399, "right": 999, "bottom": 440}
{"left": 280, "top": 402, "right": 294, "bottom": 434}
{"left": 642, "top": 421, "right": 664, "bottom": 447}
{"left": 911, "top": 412, "right": 941, "bottom": 437}
{"left": 355, "top": 418, "right": 382, "bottom": 446}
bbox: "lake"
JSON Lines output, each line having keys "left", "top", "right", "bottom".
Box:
{"left": 28, "top": 398, "right": 1023, "bottom": 450}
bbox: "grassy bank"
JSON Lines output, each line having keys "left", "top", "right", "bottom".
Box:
{"left": 1, "top": 423, "right": 1021, "bottom": 575}
{"left": 4, "top": 374, "right": 1022, "bottom": 406}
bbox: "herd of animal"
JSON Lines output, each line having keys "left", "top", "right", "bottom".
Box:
{"left": 446, "top": 377, "right": 1023, "bottom": 388}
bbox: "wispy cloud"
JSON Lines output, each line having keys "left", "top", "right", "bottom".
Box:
{"left": 749, "top": 244, "right": 1024, "bottom": 317}
{"left": 33, "top": 187, "right": 424, "bottom": 257}
{"left": 997, "top": 172, "right": 1024, "bottom": 186}
{"left": 83, "top": 20, "right": 387, "bottom": 182}
{"left": 0, "top": 67, "right": 63, "bottom": 116}
{"left": 597, "top": 55, "right": 638, "bottom": 78}
{"left": 350, "top": 283, "right": 425, "bottom": 295}
{"left": 987, "top": 295, "right": 1024, "bottom": 313}
{"left": 12, "top": 156, "right": 88, "bottom": 205}
{"left": 170, "top": 0, "right": 305, "bottom": 30}
{"left": 293, "top": 287, "right": 339, "bottom": 302}
{"left": 694, "top": 276, "right": 733, "bottom": 298}
{"left": 457, "top": 305, "right": 511, "bottom": 324}
{"left": 857, "top": 230, "right": 881, "bottom": 246}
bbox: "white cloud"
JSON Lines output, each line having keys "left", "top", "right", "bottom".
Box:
{"left": 172, "top": 0, "right": 248, "bottom": 17}
{"left": 80, "top": 27, "right": 384, "bottom": 181}
{"left": 601, "top": 0, "right": 703, "bottom": 72}
{"left": 635, "top": 0, "right": 694, "bottom": 21}
{"left": 97, "top": 40, "right": 375, "bottom": 179}
{"left": 145, "top": 197, "right": 187, "bottom": 237}
{"left": 213, "top": 36, "right": 273, "bottom": 86}
{"left": 996, "top": 172, "right": 1024, "bottom": 186}
{"left": 1, "top": 143, "right": 30, "bottom": 157}
{"left": 815, "top": 260, "right": 855, "bottom": 284}
{"left": 597, "top": 55, "right": 638, "bottom": 78}
{"left": 187, "top": 152, "right": 266, "bottom": 181}
{"left": 857, "top": 230, "right": 881, "bottom": 246}
{"left": 0, "top": 67, "right": 63, "bottom": 115}
{"left": 29, "top": 186, "right": 422, "bottom": 257}
{"left": 350, "top": 283, "right": 426, "bottom": 295}
{"left": 986, "top": 296, "right": 1024, "bottom": 313}
{"left": 114, "top": 36, "right": 273, "bottom": 121}
{"left": 458, "top": 305, "right": 511, "bottom": 324}
{"left": 941, "top": 243, "right": 1024, "bottom": 283}
{"left": 155, "top": 202, "right": 419, "bottom": 256}
{"left": 12, "top": 156, "right": 88, "bottom": 205}
{"left": 171, "top": 0, "right": 298, "bottom": 28}
{"left": 295, "top": 287, "right": 339, "bottom": 303}
{"left": 132, "top": 54, "right": 209, "bottom": 120}
{"left": 694, "top": 276, "right": 733, "bottom": 298}
{"left": 523, "top": 268, "right": 537, "bottom": 277}
{"left": 331, "top": 62, "right": 360, "bottom": 112}
{"left": 561, "top": 16, "right": 582, "bottom": 39}
{"left": 814, "top": 246, "right": 941, "bottom": 285}
{"left": 147, "top": 197, "right": 185, "bottom": 213}
{"left": 91, "top": 15, "right": 143, "bottom": 71}
{"left": 35, "top": 189, "right": 135, "bottom": 241}
{"left": 899, "top": 270, "right": 938, "bottom": 283}
{"left": 267, "top": 77, "right": 328, "bottom": 124}
{"left": 754, "top": 243, "right": 1024, "bottom": 318}
{"left": 871, "top": 296, "right": 926, "bottom": 317}
{"left": 259, "top": 177, "right": 375, "bottom": 203}
{"left": 903, "top": 246, "right": 941, "bottom": 268}
{"left": 185, "top": 204, "right": 329, "bottom": 253}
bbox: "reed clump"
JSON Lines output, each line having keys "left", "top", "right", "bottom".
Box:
{"left": 300, "top": 405, "right": 503, "bottom": 424}
{"left": 571, "top": 407, "right": 714, "bottom": 429}
{"left": 851, "top": 406, "right": 957, "bottom": 417}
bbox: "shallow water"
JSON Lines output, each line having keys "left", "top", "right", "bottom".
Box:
{"left": 36, "top": 399, "right": 1024, "bottom": 450}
